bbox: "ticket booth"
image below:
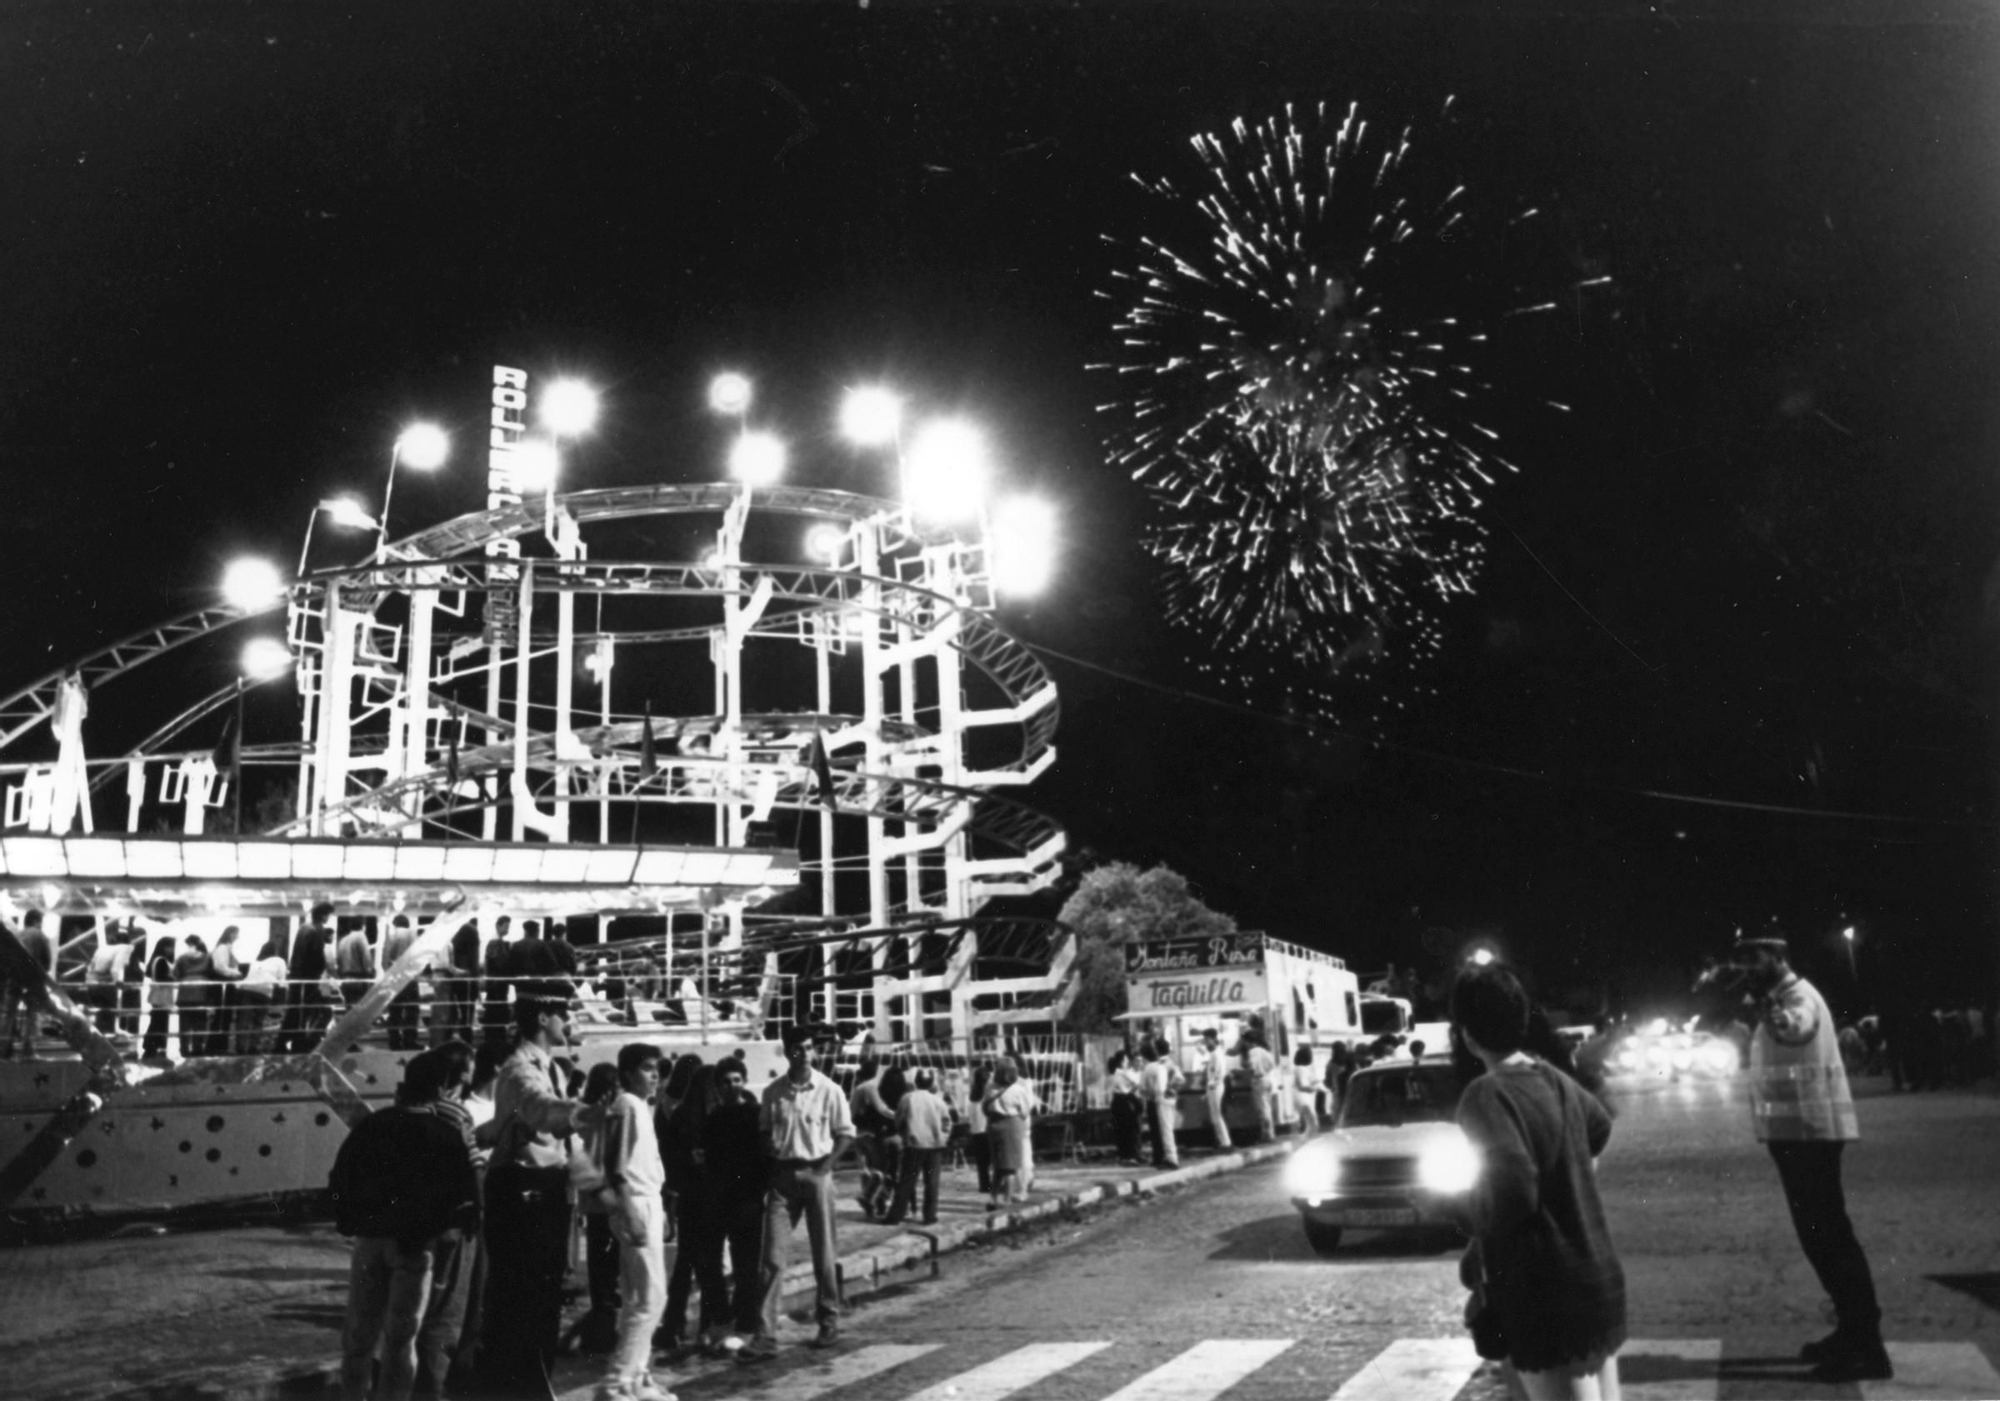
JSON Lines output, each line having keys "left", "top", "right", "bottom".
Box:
{"left": 1119, "top": 932, "right": 1361, "bottom": 1144}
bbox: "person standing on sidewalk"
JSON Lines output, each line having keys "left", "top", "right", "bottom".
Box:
{"left": 740, "top": 1026, "right": 853, "bottom": 1363}
{"left": 594, "top": 1042, "right": 675, "bottom": 1401}
{"left": 1198, "top": 1028, "right": 1233, "bottom": 1150}
{"left": 478, "top": 995, "right": 605, "bottom": 1400}
{"left": 1140, "top": 1039, "right": 1183, "bottom": 1168}
{"left": 329, "top": 1055, "right": 480, "bottom": 1401}
{"left": 1106, "top": 1050, "right": 1145, "bottom": 1165}
{"left": 705, "top": 1055, "right": 769, "bottom": 1347}
{"left": 1728, "top": 932, "right": 1892, "bottom": 1384}
{"left": 983, "top": 1058, "right": 1038, "bottom": 1205}
{"left": 1242, "top": 1032, "right": 1279, "bottom": 1142}
{"left": 886, "top": 1067, "right": 952, "bottom": 1225}
{"left": 381, "top": 915, "right": 422, "bottom": 1051}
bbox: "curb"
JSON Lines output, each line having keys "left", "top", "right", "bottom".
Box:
{"left": 798, "top": 1139, "right": 1298, "bottom": 1306}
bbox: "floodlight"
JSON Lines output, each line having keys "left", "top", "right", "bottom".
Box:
{"left": 805, "top": 523, "right": 846, "bottom": 564}
{"left": 903, "top": 419, "right": 990, "bottom": 524}
{"left": 729, "top": 431, "right": 786, "bottom": 488}
{"left": 394, "top": 423, "right": 450, "bottom": 471}
{"left": 241, "top": 637, "right": 296, "bottom": 682}
{"left": 506, "top": 439, "right": 561, "bottom": 495}
{"left": 839, "top": 386, "right": 902, "bottom": 446}
{"left": 709, "top": 372, "right": 753, "bottom": 416}
{"left": 990, "top": 496, "right": 1056, "bottom": 597}
{"left": 539, "top": 379, "right": 601, "bottom": 438}
{"left": 222, "top": 557, "right": 287, "bottom": 614}
{"left": 321, "top": 497, "right": 379, "bottom": 531}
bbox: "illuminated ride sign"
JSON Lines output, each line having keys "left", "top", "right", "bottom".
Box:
{"left": 1124, "top": 932, "right": 1270, "bottom": 1015}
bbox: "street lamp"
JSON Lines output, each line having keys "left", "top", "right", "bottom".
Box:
{"left": 221, "top": 557, "right": 287, "bottom": 614}
{"left": 990, "top": 495, "right": 1056, "bottom": 597}
{"left": 903, "top": 419, "right": 990, "bottom": 525}
{"left": 297, "top": 498, "right": 379, "bottom": 574}
{"left": 729, "top": 431, "right": 786, "bottom": 489}
{"left": 230, "top": 637, "right": 294, "bottom": 833}
{"left": 241, "top": 637, "right": 296, "bottom": 683}
{"left": 539, "top": 379, "right": 600, "bottom": 438}
{"left": 804, "top": 523, "right": 847, "bottom": 564}
{"left": 709, "top": 372, "right": 753, "bottom": 419}
{"left": 1842, "top": 924, "right": 1857, "bottom": 980}
{"left": 839, "top": 386, "right": 903, "bottom": 447}
{"left": 380, "top": 422, "right": 449, "bottom": 554}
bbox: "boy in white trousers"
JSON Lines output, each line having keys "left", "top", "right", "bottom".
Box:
{"left": 596, "top": 1043, "right": 674, "bottom": 1401}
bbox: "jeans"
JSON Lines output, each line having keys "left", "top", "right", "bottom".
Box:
{"left": 1110, "top": 1094, "right": 1144, "bottom": 1161}
{"left": 888, "top": 1146, "right": 943, "bottom": 1223}
{"left": 1147, "top": 1098, "right": 1179, "bottom": 1167}
{"left": 414, "top": 1231, "right": 479, "bottom": 1400}
{"left": 758, "top": 1159, "right": 841, "bottom": 1335}
{"left": 1767, "top": 1140, "right": 1882, "bottom": 1336}
{"left": 480, "top": 1164, "right": 571, "bottom": 1398}
{"left": 663, "top": 1184, "right": 729, "bottom": 1340}
{"left": 178, "top": 1004, "right": 213, "bottom": 1060}
{"left": 607, "top": 1196, "right": 668, "bottom": 1388}
{"left": 718, "top": 1191, "right": 766, "bottom": 1335}
{"left": 341, "top": 1236, "right": 435, "bottom": 1401}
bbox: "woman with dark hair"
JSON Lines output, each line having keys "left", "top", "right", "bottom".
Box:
{"left": 982, "top": 1056, "right": 1039, "bottom": 1206}
{"left": 1440, "top": 964, "right": 1625, "bottom": 1400}
{"left": 1106, "top": 1050, "right": 1145, "bottom": 1164}
{"left": 964, "top": 1058, "right": 995, "bottom": 1196}
{"left": 658, "top": 1063, "right": 732, "bottom": 1357}
{"left": 173, "top": 935, "right": 216, "bottom": 1060}
{"left": 142, "top": 936, "right": 178, "bottom": 1061}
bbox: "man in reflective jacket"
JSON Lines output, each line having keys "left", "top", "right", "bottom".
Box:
{"left": 1735, "top": 933, "right": 1890, "bottom": 1384}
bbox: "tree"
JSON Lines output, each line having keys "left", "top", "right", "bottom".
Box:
{"left": 1057, "top": 862, "right": 1237, "bottom": 1033}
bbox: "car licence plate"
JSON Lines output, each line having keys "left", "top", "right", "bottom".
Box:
{"left": 1332, "top": 1207, "right": 1420, "bottom": 1227}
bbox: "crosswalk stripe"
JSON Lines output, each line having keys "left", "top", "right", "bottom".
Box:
{"left": 726, "top": 1343, "right": 942, "bottom": 1401}
{"left": 1098, "top": 1339, "right": 1294, "bottom": 1401}
{"left": 1867, "top": 1341, "right": 2000, "bottom": 1401}
{"left": 899, "top": 1342, "right": 1114, "bottom": 1401}
{"left": 1329, "top": 1337, "right": 1482, "bottom": 1401}
{"left": 1617, "top": 1338, "right": 1722, "bottom": 1400}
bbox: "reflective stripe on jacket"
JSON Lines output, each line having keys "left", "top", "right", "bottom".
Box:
{"left": 1748, "top": 974, "right": 1857, "bottom": 1142}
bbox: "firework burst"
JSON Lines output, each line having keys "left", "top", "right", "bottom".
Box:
{"left": 1099, "top": 99, "right": 1599, "bottom": 720}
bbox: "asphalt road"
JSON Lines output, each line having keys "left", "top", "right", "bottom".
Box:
{"left": 2, "top": 1074, "right": 1994, "bottom": 1400}
{"left": 666, "top": 1076, "right": 2000, "bottom": 1401}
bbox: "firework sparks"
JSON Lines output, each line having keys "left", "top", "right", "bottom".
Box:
{"left": 1099, "top": 100, "right": 1600, "bottom": 720}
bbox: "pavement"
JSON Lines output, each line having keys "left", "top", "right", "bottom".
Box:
{"left": 0, "top": 1136, "right": 1299, "bottom": 1401}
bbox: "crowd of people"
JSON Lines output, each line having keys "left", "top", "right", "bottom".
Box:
{"left": 324, "top": 996, "right": 1105, "bottom": 1401}
{"left": 0, "top": 906, "right": 599, "bottom": 1063}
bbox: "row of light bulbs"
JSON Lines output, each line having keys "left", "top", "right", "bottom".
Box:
{"left": 219, "top": 372, "right": 1056, "bottom": 681}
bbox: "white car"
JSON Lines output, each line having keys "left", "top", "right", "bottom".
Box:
{"left": 1286, "top": 1058, "right": 1478, "bottom": 1255}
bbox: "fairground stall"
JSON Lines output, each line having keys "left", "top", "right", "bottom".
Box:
{"left": 1118, "top": 931, "right": 1361, "bottom": 1142}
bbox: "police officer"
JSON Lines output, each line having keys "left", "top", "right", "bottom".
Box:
{"left": 1732, "top": 932, "right": 1891, "bottom": 1383}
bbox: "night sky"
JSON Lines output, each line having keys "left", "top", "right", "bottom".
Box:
{"left": 6, "top": 2, "right": 1999, "bottom": 1012}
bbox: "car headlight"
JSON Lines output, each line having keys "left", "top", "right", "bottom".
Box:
{"left": 1285, "top": 1141, "right": 1342, "bottom": 1198}
{"left": 1701, "top": 1042, "right": 1739, "bottom": 1076}
{"left": 1417, "top": 1135, "right": 1481, "bottom": 1194}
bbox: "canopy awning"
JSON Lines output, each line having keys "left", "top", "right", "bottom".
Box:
{"left": 0, "top": 833, "right": 797, "bottom": 918}
{"left": 1114, "top": 1003, "right": 1268, "bottom": 1021}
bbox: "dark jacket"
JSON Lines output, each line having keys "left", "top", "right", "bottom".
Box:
{"left": 328, "top": 1104, "right": 479, "bottom": 1251}
{"left": 1454, "top": 1058, "right": 1626, "bottom": 1372}
{"left": 289, "top": 924, "right": 330, "bottom": 983}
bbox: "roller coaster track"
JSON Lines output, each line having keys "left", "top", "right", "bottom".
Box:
{"left": 265, "top": 723, "right": 1064, "bottom": 883}
{"left": 0, "top": 483, "right": 1056, "bottom": 773}
{"left": 301, "top": 554, "right": 1057, "bottom": 774}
